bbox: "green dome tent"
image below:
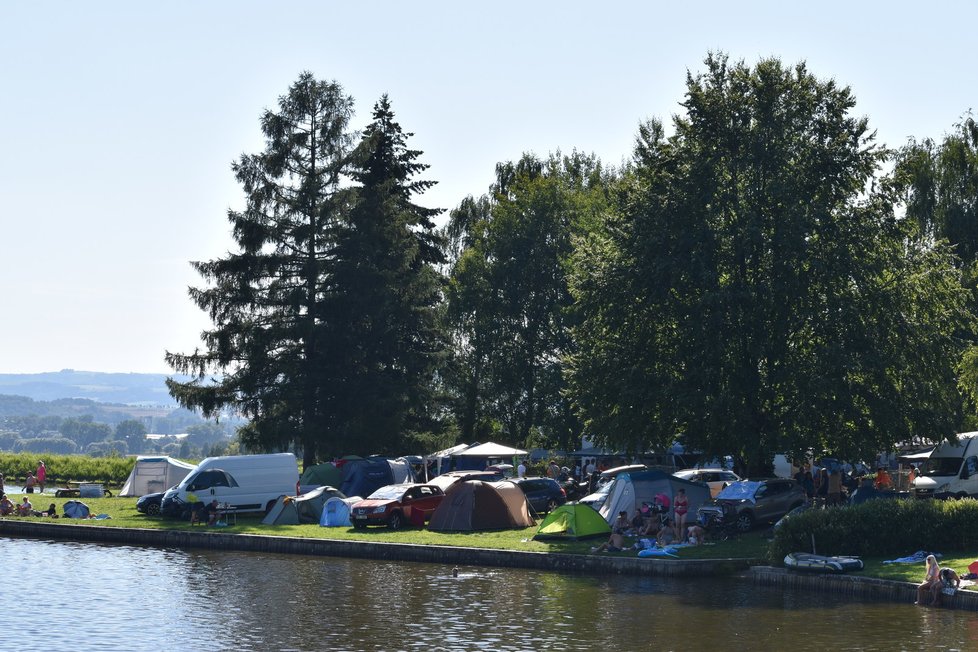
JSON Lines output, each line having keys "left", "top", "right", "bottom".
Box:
{"left": 533, "top": 503, "right": 611, "bottom": 541}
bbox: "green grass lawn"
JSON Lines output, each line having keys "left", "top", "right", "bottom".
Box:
{"left": 857, "top": 555, "right": 977, "bottom": 590}
{"left": 1, "top": 492, "right": 771, "bottom": 559}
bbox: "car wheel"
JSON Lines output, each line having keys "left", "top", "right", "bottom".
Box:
{"left": 546, "top": 499, "right": 558, "bottom": 513}
{"left": 146, "top": 502, "right": 161, "bottom": 516}
{"left": 735, "top": 511, "right": 754, "bottom": 532}
{"left": 388, "top": 512, "right": 403, "bottom": 530}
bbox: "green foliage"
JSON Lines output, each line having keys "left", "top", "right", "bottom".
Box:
{"left": 444, "top": 152, "right": 612, "bottom": 450}
{"left": 16, "top": 437, "right": 78, "bottom": 455}
{"left": 768, "top": 498, "right": 978, "bottom": 563}
{"left": 87, "top": 440, "right": 129, "bottom": 457}
{"left": 567, "top": 54, "right": 972, "bottom": 471}
{"left": 0, "top": 452, "right": 136, "bottom": 485}
{"left": 114, "top": 419, "right": 147, "bottom": 440}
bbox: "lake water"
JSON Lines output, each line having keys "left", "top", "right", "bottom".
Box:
{"left": 5, "top": 536, "right": 977, "bottom": 651}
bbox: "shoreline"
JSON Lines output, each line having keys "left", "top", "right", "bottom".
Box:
{"left": 4, "top": 519, "right": 974, "bottom": 610}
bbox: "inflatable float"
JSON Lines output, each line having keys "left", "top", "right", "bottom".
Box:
{"left": 784, "top": 552, "right": 864, "bottom": 573}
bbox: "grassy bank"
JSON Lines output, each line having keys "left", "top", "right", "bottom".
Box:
{"left": 0, "top": 492, "right": 767, "bottom": 559}
{"left": 8, "top": 491, "right": 966, "bottom": 592}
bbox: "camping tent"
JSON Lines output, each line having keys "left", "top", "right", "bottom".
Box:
{"left": 533, "top": 504, "right": 611, "bottom": 541}
{"left": 262, "top": 486, "right": 346, "bottom": 525}
{"left": 599, "top": 469, "right": 711, "bottom": 526}
{"left": 339, "top": 457, "right": 415, "bottom": 499}
{"left": 119, "top": 456, "right": 196, "bottom": 497}
{"left": 262, "top": 495, "right": 300, "bottom": 525}
{"left": 320, "top": 496, "right": 362, "bottom": 527}
{"left": 294, "top": 485, "right": 344, "bottom": 523}
{"left": 300, "top": 462, "right": 344, "bottom": 489}
{"left": 428, "top": 480, "right": 535, "bottom": 531}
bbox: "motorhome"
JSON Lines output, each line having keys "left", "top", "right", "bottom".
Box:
{"left": 160, "top": 453, "right": 300, "bottom": 517}
{"left": 912, "top": 432, "right": 978, "bottom": 499}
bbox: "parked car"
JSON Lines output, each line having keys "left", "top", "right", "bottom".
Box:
{"left": 697, "top": 478, "right": 806, "bottom": 532}
{"left": 508, "top": 477, "right": 566, "bottom": 514}
{"left": 136, "top": 491, "right": 165, "bottom": 516}
{"left": 350, "top": 483, "right": 445, "bottom": 529}
{"left": 578, "top": 464, "right": 647, "bottom": 510}
{"left": 673, "top": 468, "right": 742, "bottom": 498}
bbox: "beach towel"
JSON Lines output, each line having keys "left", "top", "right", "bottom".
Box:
{"left": 883, "top": 550, "right": 941, "bottom": 564}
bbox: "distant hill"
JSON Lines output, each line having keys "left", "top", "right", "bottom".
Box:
{"left": 0, "top": 370, "right": 188, "bottom": 405}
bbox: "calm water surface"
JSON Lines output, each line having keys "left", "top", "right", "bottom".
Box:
{"left": 4, "top": 536, "right": 977, "bottom": 651}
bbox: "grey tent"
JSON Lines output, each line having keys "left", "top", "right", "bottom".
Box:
{"left": 599, "top": 469, "right": 712, "bottom": 526}
{"left": 294, "top": 485, "right": 345, "bottom": 523}
{"left": 119, "top": 456, "right": 195, "bottom": 497}
{"left": 261, "top": 495, "right": 299, "bottom": 525}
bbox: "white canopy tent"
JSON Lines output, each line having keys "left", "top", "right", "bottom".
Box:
{"left": 453, "top": 442, "right": 528, "bottom": 457}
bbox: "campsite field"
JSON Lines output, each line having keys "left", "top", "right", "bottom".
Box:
{"left": 7, "top": 492, "right": 971, "bottom": 589}
{"left": 2, "top": 493, "right": 768, "bottom": 558}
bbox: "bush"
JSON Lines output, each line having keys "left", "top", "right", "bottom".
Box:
{"left": 768, "top": 498, "right": 978, "bottom": 563}
{"left": 0, "top": 452, "right": 136, "bottom": 485}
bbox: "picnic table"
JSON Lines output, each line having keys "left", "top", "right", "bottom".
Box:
{"left": 54, "top": 482, "right": 113, "bottom": 498}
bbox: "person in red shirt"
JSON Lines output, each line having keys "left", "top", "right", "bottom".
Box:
{"left": 874, "top": 467, "right": 893, "bottom": 491}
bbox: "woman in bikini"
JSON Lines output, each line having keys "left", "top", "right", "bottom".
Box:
{"left": 674, "top": 488, "right": 689, "bottom": 540}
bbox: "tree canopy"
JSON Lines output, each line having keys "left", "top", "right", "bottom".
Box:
{"left": 167, "top": 75, "right": 444, "bottom": 466}
{"left": 566, "top": 55, "right": 972, "bottom": 473}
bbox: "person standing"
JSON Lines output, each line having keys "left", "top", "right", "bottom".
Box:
{"left": 517, "top": 459, "right": 527, "bottom": 479}
{"left": 827, "top": 469, "right": 842, "bottom": 506}
{"left": 36, "top": 461, "right": 46, "bottom": 494}
{"left": 25, "top": 472, "right": 36, "bottom": 494}
{"left": 673, "top": 488, "right": 689, "bottom": 539}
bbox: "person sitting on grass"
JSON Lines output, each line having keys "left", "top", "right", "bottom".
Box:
{"left": 17, "top": 496, "right": 32, "bottom": 516}
{"left": 43, "top": 503, "right": 58, "bottom": 518}
{"left": 0, "top": 493, "right": 14, "bottom": 516}
{"left": 686, "top": 524, "right": 706, "bottom": 545}
{"left": 932, "top": 567, "right": 960, "bottom": 607}
{"left": 590, "top": 531, "right": 626, "bottom": 554}
{"left": 656, "top": 518, "right": 677, "bottom": 547}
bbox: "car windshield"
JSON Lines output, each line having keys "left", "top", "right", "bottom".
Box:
{"left": 716, "top": 481, "right": 761, "bottom": 502}
{"left": 919, "top": 458, "right": 963, "bottom": 477}
{"left": 367, "top": 486, "right": 406, "bottom": 500}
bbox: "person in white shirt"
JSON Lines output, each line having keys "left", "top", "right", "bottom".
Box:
{"left": 517, "top": 460, "right": 527, "bottom": 478}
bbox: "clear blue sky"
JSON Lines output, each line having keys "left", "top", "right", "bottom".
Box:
{"left": 1, "top": 1, "right": 975, "bottom": 374}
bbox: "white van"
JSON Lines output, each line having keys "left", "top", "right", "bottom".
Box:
{"left": 912, "top": 432, "right": 978, "bottom": 499}
{"left": 160, "top": 453, "right": 299, "bottom": 517}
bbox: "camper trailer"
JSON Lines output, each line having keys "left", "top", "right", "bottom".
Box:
{"left": 160, "top": 453, "right": 299, "bottom": 518}
{"left": 912, "top": 432, "right": 978, "bottom": 500}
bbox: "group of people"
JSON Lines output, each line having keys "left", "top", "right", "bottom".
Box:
{"left": 0, "top": 493, "right": 58, "bottom": 518}
{"left": 0, "top": 461, "right": 48, "bottom": 496}
{"left": 591, "top": 488, "right": 704, "bottom": 553}
{"left": 789, "top": 463, "right": 909, "bottom": 508}
{"left": 917, "top": 554, "right": 960, "bottom": 607}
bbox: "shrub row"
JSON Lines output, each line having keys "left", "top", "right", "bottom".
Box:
{"left": 0, "top": 452, "right": 137, "bottom": 486}
{"left": 768, "top": 497, "right": 978, "bottom": 563}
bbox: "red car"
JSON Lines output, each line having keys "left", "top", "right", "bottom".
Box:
{"left": 350, "top": 483, "right": 445, "bottom": 529}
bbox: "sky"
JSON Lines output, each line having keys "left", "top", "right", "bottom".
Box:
{"left": 1, "top": 1, "right": 975, "bottom": 374}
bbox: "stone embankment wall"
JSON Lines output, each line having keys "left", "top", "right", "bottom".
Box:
{"left": 0, "top": 520, "right": 755, "bottom": 577}
{"left": 751, "top": 566, "right": 978, "bottom": 611}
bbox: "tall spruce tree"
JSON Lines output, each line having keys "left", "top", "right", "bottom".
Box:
{"left": 330, "top": 95, "right": 446, "bottom": 454}
{"left": 166, "top": 73, "right": 355, "bottom": 468}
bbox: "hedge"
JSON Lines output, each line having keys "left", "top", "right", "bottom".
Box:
{"left": 768, "top": 497, "right": 978, "bottom": 563}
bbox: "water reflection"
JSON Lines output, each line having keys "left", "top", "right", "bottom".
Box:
{"left": 4, "top": 536, "right": 977, "bottom": 651}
